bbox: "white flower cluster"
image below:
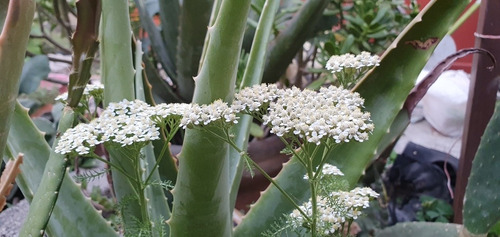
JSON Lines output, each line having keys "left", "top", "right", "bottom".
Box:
{"left": 56, "top": 99, "right": 238, "bottom": 155}
{"left": 179, "top": 99, "right": 237, "bottom": 129}
{"left": 257, "top": 86, "right": 373, "bottom": 145}
{"left": 56, "top": 83, "right": 373, "bottom": 155}
{"left": 55, "top": 122, "right": 101, "bottom": 155}
{"left": 231, "top": 84, "right": 282, "bottom": 114}
{"left": 330, "top": 187, "right": 379, "bottom": 210}
{"left": 55, "top": 100, "right": 160, "bottom": 155}
{"left": 304, "top": 164, "right": 344, "bottom": 180}
{"left": 326, "top": 51, "right": 380, "bottom": 73}
{"left": 321, "top": 164, "right": 344, "bottom": 176}
{"left": 150, "top": 103, "right": 191, "bottom": 119}
{"left": 55, "top": 82, "right": 104, "bottom": 102}
{"left": 149, "top": 102, "right": 192, "bottom": 129}
{"left": 289, "top": 187, "right": 378, "bottom": 235}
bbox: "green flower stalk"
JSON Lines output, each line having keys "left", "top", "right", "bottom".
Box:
{"left": 100, "top": 1, "right": 148, "bottom": 232}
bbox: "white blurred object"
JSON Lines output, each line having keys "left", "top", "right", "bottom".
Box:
{"left": 395, "top": 35, "right": 465, "bottom": 157}
{"left": 423, "top": 35, "right": 457, "bottom": 71}
{"left": 421, "top": 70, "right": 470, "bottom": 137}
{"left": 410, "top": 35, "right": 458, "bottom": 123}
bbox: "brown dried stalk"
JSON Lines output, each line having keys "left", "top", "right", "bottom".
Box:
{"left": 0, "top": 153, "right": 23, "bottom": 212}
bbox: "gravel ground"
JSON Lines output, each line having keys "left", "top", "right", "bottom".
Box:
{"left": 0, "top": 199, "right": 29, "bottom": 237}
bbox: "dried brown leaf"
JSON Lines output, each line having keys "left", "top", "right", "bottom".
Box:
{"left": 0, "top": 153, "right": 23, "bottom": 212}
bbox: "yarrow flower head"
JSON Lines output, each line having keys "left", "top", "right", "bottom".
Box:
{"left": 179, "top": 99, "right": 237, "bottom": 129}
{"left": 56, "top": 99, "right": 239, "bottom": 155}
{"left": 321, "top": 164, "right": 344, "bottom": 176}
{"left": 288, "top": 187, "right": 378, "bottom": 235}
{"left": 96, "top": 100, "right": 160, "bottom": 146}
{"left": 231, "top": 84, "right": 282, "bottom": 115}
{"left": 326, "top": 51, "right": 380, "bottom": 73}
{"left": 304, "top": 164, "right": 344, "bottom": 180}
{"left": 55, "top": 99, "right": 161, "bottom": 155}
{"left": 149, "top": 103, "right": 192, "bottom": 130}
{"left": 258, "top": 86, "right": 373, "bottom": 145}
{"left": 56, "top": 83, "right": 373, "bottom": 156}
{"left": 55, "top": 121, "right": 102, "bottom": 155}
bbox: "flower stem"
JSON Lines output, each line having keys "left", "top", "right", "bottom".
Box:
{"left": 210, "top": 127, "right": 312, "bottom": 223}
{"left": 244, "top": 152, "right": 311, "bottom": 223}
{"left": 313, "top": 143, "right": 337, "bottom": 181}
{"left": 277, "top": 136, "right": 308, "bottom": 169}
{"left": 89, "top": 153, "right": 140, "bottom": 190}
{"left": 307, "top": 149, "right": 318, "bottom": 236}
{"left": 144, "top": 137, "right": 170, "bottom": 185}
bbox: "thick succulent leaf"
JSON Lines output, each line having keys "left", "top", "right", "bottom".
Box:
{"left": 333, "top": 0, "right": 470, "bottom": 187}
{"left": 32, "top": 117, "right": 56, "bottom": 144}
{"left": 229, "top": 0, "right": 281, "bottom": 210}
{"left": 101, "top": 0, "right": 135, "bottom": 104}
{"left": 0, "top": 0, "right": 7, "bottom": 32}
{"left": 71, "top": 0, "right": 100, "bottom": 70}
{"left": 0, "top": 0, "right": 35, "bottom": 165}
{"left": 168, "top": 0, "right": 252, "bottom": 236}
{"left": 463, "top": 101, "right": 500, "bottom": 234}
{"left": 142, "top": 143, "right": 171, "bottom": 236}
{"left": 19, "top": 108, "right": 76, "bottom": 236}
{"left": 100, "top": 0, "right": 140, "bottom": 231}
{"left": 134, "top": 0, "right": 177, "bottom": 81}
{"left": 6, "top": 102, "right": 117, "bottom": 237}
{"left": 375, "top": 222, "right": 462, "bottom": 237}
{"left": 158, "top": 0, "right": 179, "bottom": 70}
{"left": 175, "top": 0, "right": 214, "bottom": 102}
{"left": 19, "top": 55, "right": 50, "bottom": 95}
{"left": 234, "top": 0, "right": 470, "bottom": 235}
